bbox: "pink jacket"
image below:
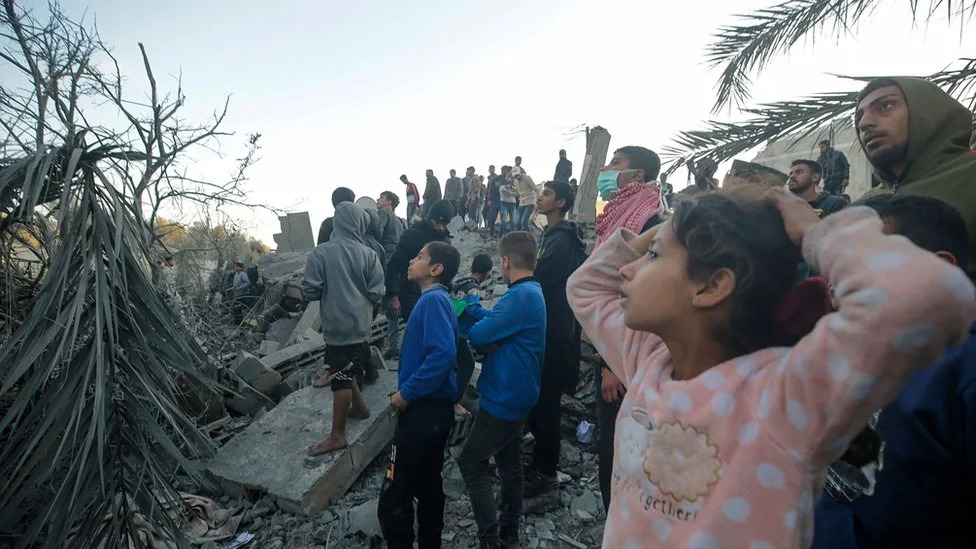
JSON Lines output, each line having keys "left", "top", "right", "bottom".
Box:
{"left": 567, "top": 208, "right": 975, "bottom": 548}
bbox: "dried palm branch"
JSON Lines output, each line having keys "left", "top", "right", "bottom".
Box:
{"left": 0, "top": 143, "right": 221, "bottom": 548}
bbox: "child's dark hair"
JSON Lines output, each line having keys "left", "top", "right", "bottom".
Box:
{"left": 424, "top": 241, "right": 461, "bottom": 285}
{"left": 790, "top": 159, "right": 822, "bottom": 175}
{"left": 856, "top": 193, "right": 970, "bottom": 268}
{"left": 670, "top": 187, "right": 802, "bottom": 353}
{"left": 332, "top": 187, "right": 355, "bottom": 207}
{"left": 471, "top": 254, "right": 493, "bottom": 275}
{"left": 615, "top": 146, "right": 661, "bottom": 181}
{"left": 544, "top": 180, "right": 576, "bottom": 213}
{"left": 499, "top": 232, "right": 538, "bottom": 270}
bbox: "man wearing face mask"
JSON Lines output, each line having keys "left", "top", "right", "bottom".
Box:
{"left": 591, "top": 145, "right": 666, "bottom": 513}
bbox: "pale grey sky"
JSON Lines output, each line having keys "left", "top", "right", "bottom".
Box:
{"left": 57, "top": 0, "right": 976, "bottom": 245}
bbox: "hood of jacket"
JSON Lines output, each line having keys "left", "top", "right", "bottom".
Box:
{"left": 862, "top": 77, "right": 975, "bottom": 187}
{"left": 331, "top": 202, "right": 369, "bottom": 244}
{"left": 364, "top": 207, "right": 383, "bottom": 238}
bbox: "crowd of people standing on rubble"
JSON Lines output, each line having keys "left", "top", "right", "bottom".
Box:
{"left": 297, "top": 76, "right": 976, "bottom": 549}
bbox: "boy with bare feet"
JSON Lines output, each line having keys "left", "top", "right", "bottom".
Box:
{"left": 302, "top": 202, "right": 385, "bottom": 456}
{"left": 378, "top": 241, "right": 461, "bottom": 549}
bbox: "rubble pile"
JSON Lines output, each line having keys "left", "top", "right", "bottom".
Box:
{"left": 194, "top": 217, "right": 606, "bottom": 547}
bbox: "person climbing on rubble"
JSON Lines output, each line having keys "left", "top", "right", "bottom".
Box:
{"left": 302, "top": 202, "right": 386, "bottom": 456}
{"left": 514, "top": 170, "right": 538, "bottom": 232}
{"left": 524, "top": 181, "right": 586, "bottom": 499}
{"left": 383, "top": 199, "right": 454, "bottom": 360}
{"left": 378, "top": 241, "right": 461, "bottom": 549}
{"left": 316, "top": 187, "right": 355, "bottom": 245}
{"left": 456, "top": 232, "right": 546, "bottom": 549}
{"left": 854, "top": 77, "right": 976, "bottom": 272}
{"left": 567, "top": 184, "right": 975, "bottom": 547}
{"left": 444, "top": 169, "right": 463, "bottom": 218}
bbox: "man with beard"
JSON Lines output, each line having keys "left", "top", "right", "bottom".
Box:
{"left": 855, "top": 77, "right": 976, "bottom": 271}
{"left": 787, "top": 160, "right": 847, "bottom": 218}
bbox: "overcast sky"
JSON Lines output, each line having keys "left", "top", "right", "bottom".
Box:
{"left": 55, "top": 0, "right": 976, "bottom": 245}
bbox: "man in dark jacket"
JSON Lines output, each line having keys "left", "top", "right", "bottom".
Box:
{"left": 855, "top": 76, "right": 976, "bottom": 272}
{"left": 553, "top": 149, "right": 572, "bottom": 182}
{"left": 814, "top": 194, "right": 976, "bottom": 549}
{"left": 376, "top": 191, "right": 404, "bottom": 258}
{"left": 524, "top": 180, "right": 587, "bottom": 498}
{"left": 788, "top": 160, "right": 847, "bottom": 218}
{"left": 421, "top": 169, "right": 442, "bottom": 219}
{"left": 383, "top": 199, "right": 454, "bottom": 359}
{"left": 317, "top": 187, "right": 356, "bottom": 245}
{"left": 817, "top": 140, "right": 850, "bottom": 195}
{"left": 486, "top": 167, "right": 503, "bottom": 237}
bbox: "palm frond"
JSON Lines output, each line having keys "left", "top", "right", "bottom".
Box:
{"left": 666, "top": 61, "right": 976, "bottom": 172}
{"left": 707, "top": 0, "right": 976, "bottom": 112}
{"left": 0, "top": 145, "right": 221, "bottom": 548}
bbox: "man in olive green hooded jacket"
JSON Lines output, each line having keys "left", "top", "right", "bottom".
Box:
{"left": 855, "top": 76, "right": 976, "bottom": 270}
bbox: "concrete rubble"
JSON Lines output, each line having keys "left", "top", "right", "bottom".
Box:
{"left": 195, "top": 221, "right": 608, "bottom": 547}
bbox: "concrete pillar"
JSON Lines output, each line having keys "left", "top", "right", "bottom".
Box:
{"left": 572, "top": 126, "right": 611, "bottom": 223}
{"left": 274, "top": 212, "right": 315, "bottom": 253}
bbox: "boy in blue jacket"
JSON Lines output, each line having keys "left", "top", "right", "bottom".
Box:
{"left": 813, "top": 194, "right": 976, "bottom": 549}
{"left": 457, "top": 232, "right": 546, "bottom": 549}
{"left": 377, "top": 241, "right": 461, "bottom": 549}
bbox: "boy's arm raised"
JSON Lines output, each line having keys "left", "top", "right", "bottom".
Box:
{"left": 566, "top": 228, "right": 666, "bottom": 387}
{"left": 757, "top": 199, "right": 976, "bottom": 468}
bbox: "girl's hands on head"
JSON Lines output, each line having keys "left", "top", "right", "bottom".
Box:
{"left": 765, "top": 187, "right": 822, "bottom": 246}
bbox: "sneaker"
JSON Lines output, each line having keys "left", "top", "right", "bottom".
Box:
{"left": 382, "top": 346, "right": 399, "bottom": 360}
{"left": 523, "top": 468, "right": 557, "bottom": 499}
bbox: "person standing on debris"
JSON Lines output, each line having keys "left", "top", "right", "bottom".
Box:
{"left": 498, "top": 167, "right": 518, "bottom": 237}
{"left": 401, "top": 175, "right": 420, "bottom": 223}
{"left": 457, "top": 232, "right": 546, "bottom": 549}
{"left": 788, "top": 160, "right": 848, "bottom": 218}
{"left": 461, "top": 166, "right": 476, "bottom": 221}
{"left": 524, "top": 181, "right": 586, "bottom": 499}
{"left": 513, "top": 156, "right": 524, "bottom": 176}
{"left": 378, "top": 241, "right": 461, "bottom": 549}
{"left": 514, "top": 170, "right": 538, "bottom": 232}
{"left": 317, "top": 187, "right": 356, "bottom": 245}
{"left": 817, "top": 139, "right": 850, "bottom": 195}
{"left": 303, "top": 202, "right": 385, "bottom": 456}
{"left": 553, "top": 149, "right": 572, "bottom": 182}
{"left": 383, "top": 199, "right": 455, "bottom": 360}
{"left": 590, "top": 145, "right": 666, "bottom": 510}
{"left": 228, "top": 261, "right": 252, "bottom": 323}
{"left": 376, "top": 191, "right": 404, "bottom": 257}
{"left": 444, "top": 169, "right": 462, "bottom": 218}
{"left": 486, "top": 165, "right": 502, "bottom": 236}
{"left": 467, "top": 174, "right": 485, "bottom": 230}
{"left": 422, "top": 170, "right": 442, "bottom": 219}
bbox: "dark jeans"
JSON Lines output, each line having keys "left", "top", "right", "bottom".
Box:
{"left": 825, "top": 179, "right": 844, "bottom": 195}
{"left": 458, "top": 410, "right": 524, "bottom": 544}
{"left": 487, "top": 201, "right": 500, "bottom": 235}
{"left": 595, "top": 364, "right": 621, "bottom": 512}
{"left": 499, "top": 202, "right": 517, "bottom": 236}
{"left": 407, "top": 203, "right": 417, "bottom": 223}
{"left": 517, "top": 204, "right": 534, "bottom": 231}
{"left": 378, "top": 398, "right": 455, "bottom": 549}
{"left": 528, "top": 340, "right": 572, "bottom": 476}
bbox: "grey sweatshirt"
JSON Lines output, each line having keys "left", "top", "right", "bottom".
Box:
{"left": 302, "top": 202, "right": 385, "bottom": 346}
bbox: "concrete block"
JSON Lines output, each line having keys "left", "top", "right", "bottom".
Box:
{"left": 207, "top": 372, "right": 398, "bottom": 514}
{"left": 266, "top": 318, "right": 299, "bottom": 344}
{"left": 259, "top": 252, "right": 310, "bottom": 280}
{"left": 222, "top": 369, "right": 277, "bottom": 416}
{"left": 234, "top": 352, "right": 283, "bottom": 396}
{"left": 263, "top": 337, "right": 327, "bottom": 376}
{"left": 447, "top": 215, "right": 465, "bottom": 233}
{"left": 286, "top": 305, "right": 321, "bottom": 346}
{"left": 257, "top": 340, "right": 280, "bottom": 356}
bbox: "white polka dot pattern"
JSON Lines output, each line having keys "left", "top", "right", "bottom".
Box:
{"left": 723, "top": 498, "right": 751, "bottom": 522}
{"left": 756, "top": 463, "right": 785, "bottom": 489}
{"left": 787, "top": 400, "right": 808, "bottom": 430}
{"left": 668, "top": 391, "right": 692, "bottom": 412}
{"left": 690, "top": 531, "right": 718, "bottom": 549}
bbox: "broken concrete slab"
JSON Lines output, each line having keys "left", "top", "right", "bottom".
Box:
{"left": 259, "top": 252, "right": 309, "bottom": 280}
{"left": 273, "top": 212, "right": 316, "bottom": 254}
{"left": 234, "top": 352, "right": 283, "bottom": 396}
{"left": 447, "top": 215, "right": 465, "bottom": 233}
{"left": 257, "top": 340, "right": 280, "bottom": 356}
{"left": 207, "top": 372, "right": 398, "bottom": 514}
{"left": 346, "top": 498, "right": 382, "bottom": 538}
{"left": 222, "top": 369, "right": 277, "bottom": 416}
{"left": 286, "top": 305, "right": 321, "bottom": 346}
{"left": 262, "top": 337, "right": 326, "bottom": 377}
{"left": 266, "top": 318, "right": 299, "bottom": 344}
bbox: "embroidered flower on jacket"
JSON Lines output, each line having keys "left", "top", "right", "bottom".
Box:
{"left": 642, "top": 421, "right": 722, "bottom": 503}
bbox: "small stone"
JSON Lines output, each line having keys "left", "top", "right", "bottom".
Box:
{"left": 251, "top": 500, "right": 273, "bottom": 518}
{"left": 459, "top": 518, "right": 476, "bottom": 529}
{"left": 252, "top": 517, "right": 263, "bottom": 529}
{"left": 570, "top": 490, "right": 601, "bottom": 518}
{"left": 347, "top": 498, "right": 382, "bottom": 538}
{"left": 573, "top": 509, "right": 595, "bottom": 521}
{"left": 441, "top": 531, "right": 457, "bottom": 542}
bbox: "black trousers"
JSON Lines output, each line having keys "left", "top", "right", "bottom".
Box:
{"left": 528, "top": 339, "right": 573, "bottom": 476}
{"left": 595, "top": 364, "right": 621, "bottom": 512}
{"left": 378, "top": 398, "right": 454, "bottom": 549}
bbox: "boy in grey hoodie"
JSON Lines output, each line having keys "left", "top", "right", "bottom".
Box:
{"left": 303, "top": 202, "right": 386, "bottom": 455}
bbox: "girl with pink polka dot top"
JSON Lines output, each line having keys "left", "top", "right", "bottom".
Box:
{"left": 567, "top": 186, "right": 976, "bottom": 548}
